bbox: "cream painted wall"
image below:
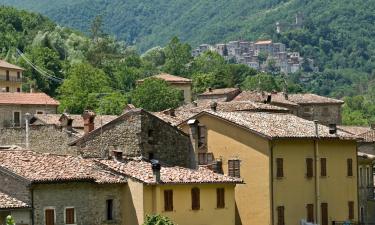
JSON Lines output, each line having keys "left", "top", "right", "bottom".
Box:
{"left": 123, "top": 179, "right": 145, "bottom": 225}
{"left": 182, "top": 115, "right": 272, "bottom": 225}
{"left": 170, "top": 83, "right": 192, "bottom": 103}
{"left": 273, "top": 140, "right": 358, "bottom": 225}
{"left": 0, "top": 68, "right": 22, "bottom": 92}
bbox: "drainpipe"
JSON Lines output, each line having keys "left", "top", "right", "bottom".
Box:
{"left": 314, "top": 120, "right": 321, "bottom": 224}
{"left": 270, "top": 141, "right": 275, "bottom": 225}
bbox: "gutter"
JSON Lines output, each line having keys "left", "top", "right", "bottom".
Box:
{"left": 270, "top": 141, "right": 275, "bottom": 225}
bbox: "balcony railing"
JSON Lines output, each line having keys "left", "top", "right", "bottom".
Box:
{"left": 0, "top": 75, "right": 23, "bottom": 82}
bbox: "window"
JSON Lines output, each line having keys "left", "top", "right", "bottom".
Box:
{"left": 198, "top": 125, "right": 207, "bottom": 148}
{"left": 16, "top": 88, "right": 20, "bottom": 92}
{"left": 198, "top": 152, "right": 214, "bottom": 165}
{"left": 191, "top": 188, "right": 200, "bottom": 210}
{"left": 17, "top": 71, "right": 21, "bottom": 79}
{"left": 306, "top": 158, "right": 314, "bottom": 178}
{"left": 6, "top": 70, "right": 9, "bottom": 80}
{"left": 228, "top": 159, "right": 240, "bottom": 178}
{"left": 366, "top": 167, "right": 370, "bottom": 187}
{"left": 321, "top": 203, "right": 328, "bottom": 225}
{"left": 65, "top": 208, "right": 75, "bottom": 224}
{"left": 321, "top": 158, "right": 327, "bottom": 177}
{"left": 347, "top": 159, "right": 353, "bottom": 177}
{"left": 277, "top": 206, "right": 285, "bottom": 225}
{"left": 307, "top": 204, "right": 314, "bottom": 223}
{"left": 348, "top": 201, "right": 354, "bottom": 220}
{"left": 6, "top": 86, "right": 9, "bottom": 92}
{"left": 359, "top": 167, "right": 363, "bottom": 187}
{"left": 216, "top": 188, "right": 225, "bottom": 208}
{"left": 45, "top": 209, "right": 55, "bottom": 225}
{"left": 106, "top": 199, "right": 113, "bottom": 221}
{"left": 276, "top": 158, "right": 284, "bottom": 178}
{"left": 36, "top": 111, "right": 45, "bottom": 115}
{"left": 148, "top": 152, "right": 154, "bottom": 160}
{"left": 13, "top": 111, "right": 21, "bottom": 127}
{"left": 164, "top": 190, "right": 173, "bottom": 211}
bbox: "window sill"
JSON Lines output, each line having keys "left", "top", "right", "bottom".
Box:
{"left": 215, "top": 207, "right": 227, "bottom": 210}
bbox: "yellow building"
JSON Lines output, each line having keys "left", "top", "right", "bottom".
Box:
{"left": 179, "top": 110, "right": 359, "bottom": 225}
{"left": 137, "top": 73, "right": 192, "bottom": 104}
{"left": 0, "top": 60, "right": 24, "bottom": 93}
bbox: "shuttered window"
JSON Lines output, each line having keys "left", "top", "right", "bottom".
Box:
{"left": 276, "top": 158, "right": 284, "bottom": 178}
{"left": 306, "top": 158, "right": 314, "bottom": 178}
{"left": 164, "top": 190, "right": 173, "bottom": 211}
{"left": 348, "top": 201, "right": 354, "bottom": 220}
{"left": 106, "top": 199, "right": 113, "bottom": 221}
{"left": 65, "top": 208, "right": 75, "bottom": 224}
{"left": 191, "top": 188, "right": 200, "bottom": 210}
{"left": 45, "top": 209, "right": 55, "bottom": 225}
{"left": 321, "top": 158, "right": 327, "bottom": 177}
{"left": 307, "top": 204, "right": 314, "bottom": 223}
{"left": 321, "top": 203, "right": 328, "bottom": 225}
{"left": 216, "top": 188, "right": 225, "bottom": 208}
{"left": 228, "top": 159, "right": 240, "bottom": 178}
{"left": 277, "top": 206, "right": 285, "bottom": 225}
{"left": 347, "top": 159, "right": 353, "bottom": 177}
{"left": 198, "top": 126, "right": 207, "bottom": 147}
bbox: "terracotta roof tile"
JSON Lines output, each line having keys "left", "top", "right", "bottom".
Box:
{"left": 0, "top": 192, "right": 29, "bottom": 209}
{"left": 138, "top": 73, "right": 191, "bottom": 84}
{"left": 0, "top": 60, "right": 24, "bottom": 71}
{"left": 99, "top": 159, "right": 242, "bottom": 184}
{"left": 337, "top": 126, "right": 372, "bottom": 136}
{"left": 0, "top": 150, "right": 126, "bottom": 184}
{"left": 0, "top": 93, "right": 59, "bottom": 105}
{"left": 199, "top": 88, "right": 240, "bottom": 96}
{"left": 287, "top": 93, "right": 344, "bottom": 104}
{"left": 187, "top": 111, "right": 357, "bottom": 140}
{"left": 233, "top": 91, "right": 298, "bottom": 106}
{"left": 32, "top": 114, "right": 117, "bottom": 129}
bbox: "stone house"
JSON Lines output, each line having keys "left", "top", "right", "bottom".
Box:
{"left": 0, "top": 60, "right": 24, "bottom": 93}
{"left": 197, "top": 88, "right": 241, "bottom": 102}
{"left": 0, "top": 192, "right": 30, "bottom": 225}
{"left": 0, "top": 150, "right": 241, "bottom": 225}
{"left": 0, "top": 93, "right": 59, "bottom": 128}
{"left": 179, "top": 111, "right": 359, "bottom": 225}
{"left": 137, "top": 73, "right": 192, "bottom": 104}
{"left": 70, "top": 109, "right": 195, "bottom": 168}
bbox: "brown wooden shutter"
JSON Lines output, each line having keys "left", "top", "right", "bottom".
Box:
{"left": 191, "top": 188, "right": 200, "bottom": 210}
{"left": 228, "top": 160, "right": 240, "bottom": 178}
{"left": 65, "top": 208, "right": 75, "bottom": 224}
{"left": 276, "top": 158, "right": 284, "bottom": 178}
{"left": 198, "top": 126, "right": 207, "bottom": 147}
{"left": 306, "top": 158, "right": 313, "bottom": 178}
{"left": 321, "top": 203, "right": 328, "bottom": 225}
{"left": 348, "top": 201, "right": 354, "bottom": 220}
{"left": 347, "top": 159, "right": 353, "bottom": 176}
{"left": 234, "top": 160, "right": 240, "bottom": 178}
{"left": 164, "top": 190, "right": 173, "bottom": 211}
{"left": 217, "top": 188, "right": 225, "bottom": 208}
{"left": 277, "top": 206, "right": 285, "bottom": 225}
{"left": 321, "top": 158, "right": 327, "bottom": 177}
{"left": 307, "top": 204, "right": 314, "bottom": 223}
{"left": 45, "top": 209, "right": 55, "bottom": 225}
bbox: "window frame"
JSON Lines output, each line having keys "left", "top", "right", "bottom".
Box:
{"left": 321, "top": 202, "right": 328, "bottom": 225}
{"left": 64, "top": 207, "right": 76, "bottom": 225}
{"left": 306, "top": 158, "right": 314, "bottom": 178}
{"left": 348, "top": 201, "right": 354, "bottom": 220}
{"left": 277, "top": 206, "right": 285, "bottom": 225}
{"left": 191, "top": 187, "right": 200, "bottom": 210}
{"left": 12, "top": 110, "right": 21, "bottom": 127}
{"left": 306, "top": 203, "right": 314, "bottom": 223}
{"left": 320, "top": 158, "right": 327, "bottom": 177}
{"left": 347, "top": 158, "right": 353, "bottom": 177}
{"left": 276, "top": 158, "right": 284, "bottom": 178}
{"left": 105, "top": 199, "right": 114, "bottom": 221}
{"left": 44, "top": 207, "right": 56, "bottom": 225}
{"left": 228, "top": 159, "right": 240, "bottom": 178}
{"left": 164, "top": 190, "right": 174, "bottom": 212}
{"left": 216, "top": 188, "right": 225, "bottom": 209}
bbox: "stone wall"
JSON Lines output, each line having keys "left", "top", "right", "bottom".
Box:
{"left": 0, "top": 105, "right": 57, "bottom": 128}
{"left": 296, "top": 104, "right": 342, "bottom": 125}
{"left": 0, "top": 125, "right": 78, "bottom": 155}
{"left": 76, "top": 110, "right": 194, "bottom": 167}
{"left": 32, "top": 182, "right": 125, "bottom": 225}
{"left": 0, "top": 169, "right": 30, "bottom": 204}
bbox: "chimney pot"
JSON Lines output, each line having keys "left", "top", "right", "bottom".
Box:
{"left": 329, "top": 124, "right": 337, "bottom": 134}
{"left": 210, "top": 101, "right": 218, "bottom": 111}
{"left": 208, "top": 87, "right": 213, "bottom": 92}
{"left": 151, "top": 159, "right": 161, "bottom": 182}
{"left": 266, "top": 95, "right": 272, "bottom": 104}
{"left": 82, "top": 110, "right": 96, "bottom": 134}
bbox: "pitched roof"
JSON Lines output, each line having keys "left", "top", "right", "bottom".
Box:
{"left": 0, "top": 60, "right": 24, "bottom": 71}
{"left": 0, "top": 192, "right": 29, "bottom": 209}
{"left": 337, "top": 126, "right": 372, "bottom": 136}
{"left": 153, "top": 101, "right": 289, "bottom": 126}
{"left": 99, "top": 159, "right": 242, "bottom": 185}
{"left": 255, "top": 40, "right": 272, "bottom": 45}
{"left": 182, "top": 111, "right": 357, "bottom": 140}
{"left": 287, "top": 93, "right": 344, "bottom": 105}
{"left": 233, "top": 91, "right": 299, "bottom": 107}
{"left": 32, "top": 114, "right": 117, "bottom": 129}
{"left": 0, "top": 93, "right": 60, "bottom": 106}
{"left": 199, "top": 88, "right": 240, "bottom": 96}
{"left": 138, "top": 73, "right": 191, "bottom": 84}
{"left": 0, "top": 150, "right": 126, "bottom": 184}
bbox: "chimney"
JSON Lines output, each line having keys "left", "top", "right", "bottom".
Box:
{"left": 192, "top": 101, "right": 198, "bottom": 107}
{"left": 151, "top": 159, "right": 161, "bottom": 182}
{"left": 82, "top": 110, "right": 96, "bottom": 134}
{"left": 210, "top": 101, "right": 218, "bottom": 111}
{"left": 169, "top": 108, "right": 176, "bottom": 117}
{"left": 284, "top": 92, "right": 289, "bottom": 100}
{"left": 266, "top": 94, "right": 272, "bottom": 104}
{"left": 112, "top": 150, "right": 123, "bottom": 161}
{"left": 59, "top": 113, "right": 74, "bottom": 131}
{"left": 123, "top": 104, "right": 136, "bottom": 113}
{"left": 329, "top": 124, "right": 337, "bottom": 134}
{"left": 314, "top": 120, "right": 319, "bottom": 137}
{"left": 208, "top": 87, "right": 213, "bottom": 92}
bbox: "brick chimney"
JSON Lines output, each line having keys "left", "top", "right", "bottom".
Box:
{"left": 82, "top": 110, "right": 96, "bottom": 134}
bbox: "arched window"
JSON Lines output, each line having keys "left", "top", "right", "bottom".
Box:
{"left": 191, "top": 187, "right": 200, "bottom": 210}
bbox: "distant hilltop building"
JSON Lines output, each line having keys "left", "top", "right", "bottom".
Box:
{"left": 276, "top": 12, "right": 304, "bottom": 34}
{"left": 192, "top": 39, "right": 315, "bottom": 74}
{"left": 0, "top": 60, "right": 24, "bottom": 93}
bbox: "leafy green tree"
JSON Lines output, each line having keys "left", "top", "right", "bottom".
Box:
{"left": 131, "top": 78, "right": 183, "bottom": 111}
{"left": 57, "top": 63, "right": 112, "bottom": 113}
{"left": 192, "top": 72, "right": 216, "bottom": 94}
{"left": 143, "top": 214, "right": 175, "bottom": 225}
{"left": 95, "top": 92, "right": 127, "bottom": 115}
{"left": 257, "top": 51, "right": 268, "bottom": 64}
{"left": 142, "top": 46, "right": 166, "bottom": 67}
{"left": 6, "top": 215, "right": 15, "bottom": 225}
{"left": 163, "top": 36, "right": 192, "bottom": 76}
{"left": 241, "top": 73, "right": 281, "bottom": 92}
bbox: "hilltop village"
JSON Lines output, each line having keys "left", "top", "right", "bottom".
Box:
{"left": 0, "top": 60, "right": 374, "bottom": 225}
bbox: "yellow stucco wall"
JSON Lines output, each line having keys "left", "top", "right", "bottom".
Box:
{"left": 0, "top": 68, "right": 22, "bottom": 92}
{"left": 273, "top": 139, "right": 358, "bottom": 225}
{"left": 181, "top": 115, "right": 272, "bottom": 225}
{"left": 123, "top": 179, "right": 145, "bottom": 225}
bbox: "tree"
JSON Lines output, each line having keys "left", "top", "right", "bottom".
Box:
{"left": 143, "top": 214, "right": 175, "bottom": 225}
{"left": 90, "top": 15, "right": 105, "bottom": 42}
{"left": 131, "top": 78, "right": 183, "bottom": 111}
{"left": 6, "top": 215, "right": 15, "bottom": 225}
{"left": 57, "top": 63, "right": 112, "bottom": 113}
{"left": 192, "top": 72, "right": 216, "bottom": 94}
{"left": 163, "top": 37, "right": 192, "bottom": 76}
{"left": 241, "top": 73, "right": 281, "bottom": 92}
{"left": 141, "top": 46, "right": 166, "bottom": 67}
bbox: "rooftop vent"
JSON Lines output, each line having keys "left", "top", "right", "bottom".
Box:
{"left": 151, "top": 159, "right": 161, "bottom": 182}
{"left": 329, "top": 124, "right": 337, "bottom": 134}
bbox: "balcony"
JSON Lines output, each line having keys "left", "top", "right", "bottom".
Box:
{"left": 0, "top": 75, "right": 23, "bottom": 82}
